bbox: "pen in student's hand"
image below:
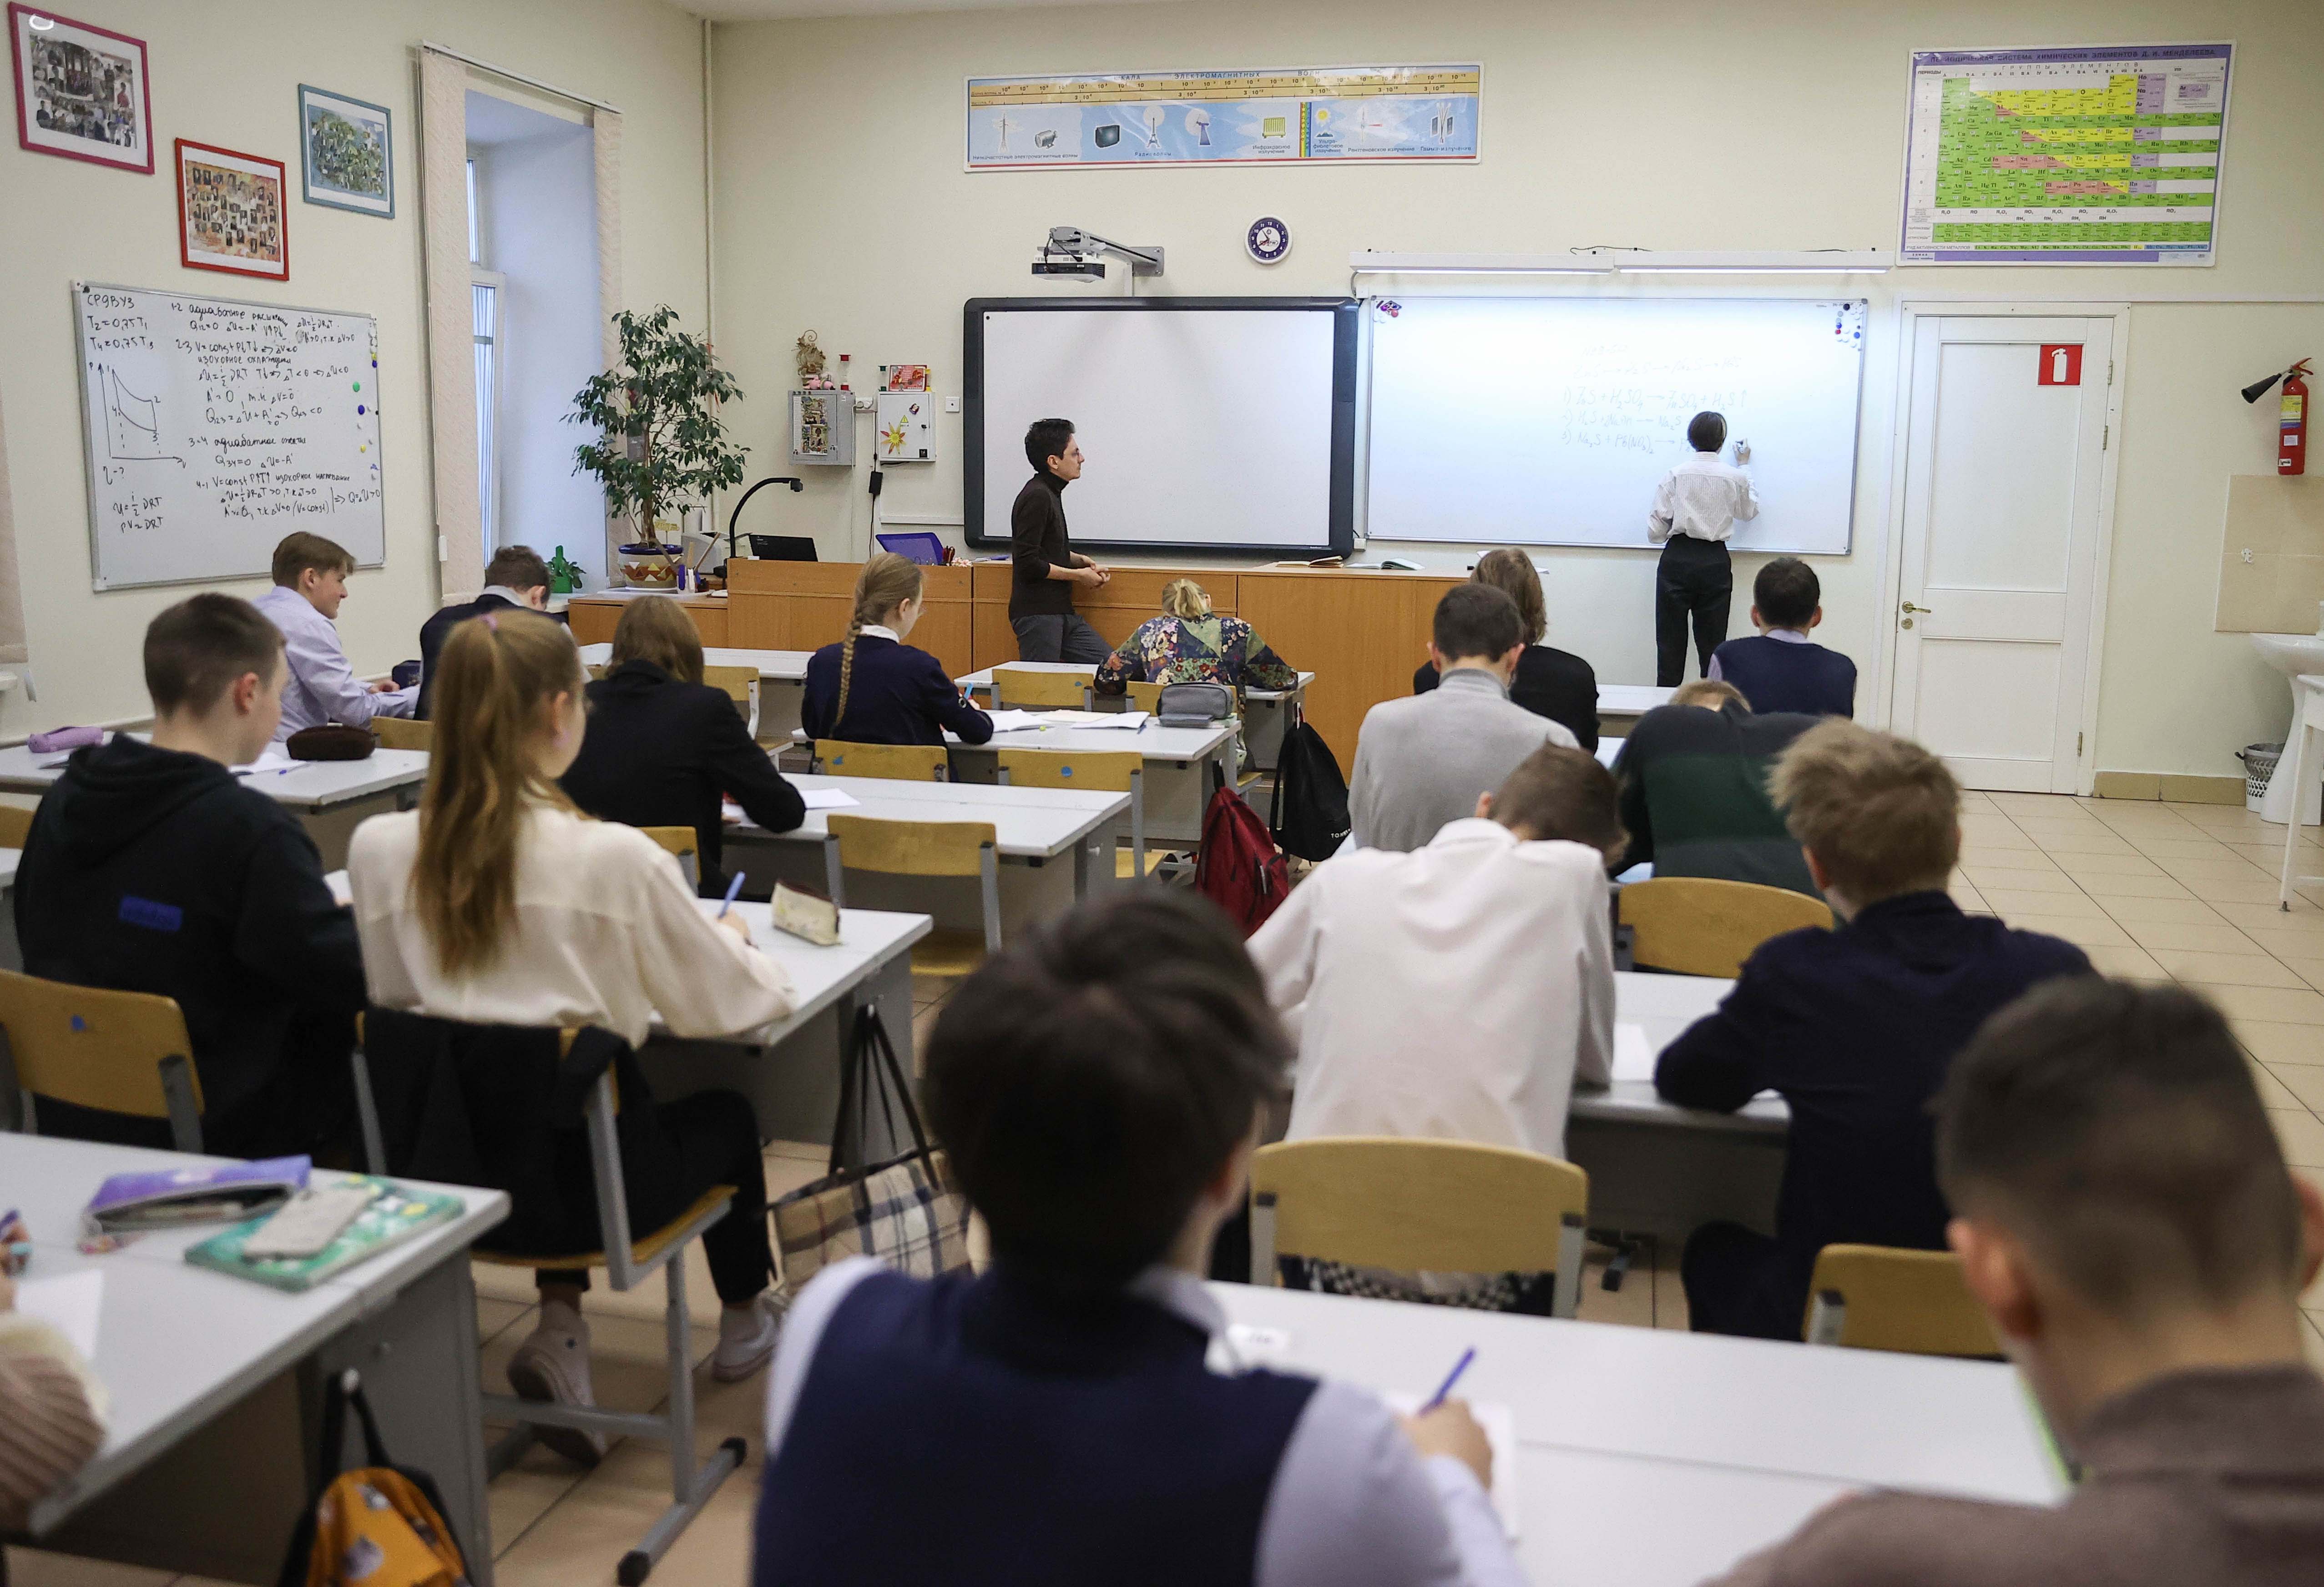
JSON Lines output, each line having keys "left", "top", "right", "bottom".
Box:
{"left": 1420, "top": 1346, "right": 1476, "bottom": 1413}
{"left": 718, "top": 872, "right": 747, "bottom": 918}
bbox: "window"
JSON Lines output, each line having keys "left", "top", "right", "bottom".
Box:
{"left": 472, "top": 277, "right": 501, "bottom": 559}
{"left": 466, "top": 157, "right": 480, "bottom": 265}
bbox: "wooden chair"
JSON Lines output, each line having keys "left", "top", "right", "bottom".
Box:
{"left": 702, "top": 665, "right": 760, "bottom": 738}
{"left": 1618, "top": 877, "right": 1833, "bottom": 978}
{"left": 992, "top": 667, "right": 1092, "bottom": 711}
{"left": 0, "top": 805, "right": 32, "bottom": 849}
{"left": 1123, "top": 680, "right": 1164, "bottom": 714}
{"left": 1804, "top": 1244, "right": 2001, "bottom": 1358}
{"left": 638, "top": 825, "right": 700, "bottom": 890}
{"left": 824, "top": 815, "right": 1000, "bottom": 977}
{"left": 0, "top": 970, "right": 204, "bottom": 1151}
{"left": 994, "top": 748, "right": 1160, "bottom": 881}
{"left": 812, "top": 740, "right": 950, "bottom": 782}
{"left": 371, "top": 717, "right": 433, "bottom": 752}
{"left": 1249, "top": 1137, "right": 1590, "bottom": 1319}
{"left": 349, "top": 1022, "right": 741, "bottom": 1586}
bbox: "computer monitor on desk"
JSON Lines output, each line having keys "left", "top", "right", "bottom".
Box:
{"left": 749, "top": 535, "right": 818, "bottom": 562}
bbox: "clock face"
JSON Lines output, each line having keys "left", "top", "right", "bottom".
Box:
{"left": 1246, "top": 216, "right": 1291, "bottom": 264}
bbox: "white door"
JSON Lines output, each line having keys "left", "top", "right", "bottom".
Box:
{"left": 1888, "top": 315, "right": 2116, "bottom": 792}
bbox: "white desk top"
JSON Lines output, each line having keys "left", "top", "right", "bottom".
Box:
{"left": 1598, "top": 684, "right": 1674, "bottom": 716}
{"left": 578, "top": 642, "right": 812, "bottom": 682}
{"left": 0, "top": 1132, "right": 509, "bottom": 1532}
{"left": 0, "top": 846, "right": 18, "bottom": 888}
{"left": 727, "top": 773, "right": 1127, "bottom": 861}
{"left": 956, "top": 660, "right": 1313, "bottom": 704}
{"left": 1216, "top": 1284, "right": 2059, "bottom": 1587}
{"left": 1572, "top": 971, "right": 1789, "bottom": 1132}
{"left": 949, "top": 719, "right": 1238, "bottom": 765}
{"left": 698, "top": 900, "right": 928, "bottom": 1046}
{"left": 0, "top": 736, "right": 428, "bottom": 812}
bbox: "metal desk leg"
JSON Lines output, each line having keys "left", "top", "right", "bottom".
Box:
{"left": 1074, "top": 833, "right": 1091, "bottom": 899}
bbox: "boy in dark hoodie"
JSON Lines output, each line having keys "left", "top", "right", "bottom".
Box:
{"left": 15, "top": 594, "right": 367, "bottom": 1157}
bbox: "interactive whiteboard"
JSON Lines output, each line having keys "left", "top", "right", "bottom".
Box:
{"left": 74, "top": 282, "right": 385, "bottom": 589}
{"left": 1364, "top": 297, "right": 1868, "bottom": 554}
{"left": 965, "top": 298, "right": 1357, "bottom": 556}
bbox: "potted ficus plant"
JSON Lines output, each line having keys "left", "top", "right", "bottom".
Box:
{"left": 568, "top": 305, "right": 747, "bottom": 588}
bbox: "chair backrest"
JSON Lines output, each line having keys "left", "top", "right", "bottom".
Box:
{"left": 0, "top": 969, "right": 204, "bottom": 1151}
{"left": 814, "top": 740, "right": 949, "bottom": 781}
{"left": 1124, "top": 680, "right": 1164, "bottom": 714}
{"left": 703, "top": 665, "right": 758, "bottom": 721}
{"left": 638, "top": 825, "right": 700, "bottom": 888}
{"left": 825, "top": 814, "right": 995, "bottom": 878}
{"left": 1251, "top": 1137, "right": 1589, "bottom": 1303}
{"left": 1618, "top": 876, "right": 1833, "bottom": 977}
{"left": 993, "top": 667, "right": 1092, "bottom": 710}
{"left": 993, "top": 748, "right": 1140, "bottom": 793}
{"left": 371, "top": 717, "right": 434, "bottom": 752}
{"left": 0, "top": 804, "right": 31, "bottom": 849}
{"left": 1805, "top": 1244, "right": 2001, "bottom": 1358}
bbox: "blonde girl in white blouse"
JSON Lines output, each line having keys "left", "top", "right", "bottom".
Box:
{"left": 349, "top": 609, "right": 797, "bottom": 1463}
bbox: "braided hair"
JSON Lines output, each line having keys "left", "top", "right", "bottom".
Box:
{"left": 834, "top": 552, "right": 925, "bottom": 728}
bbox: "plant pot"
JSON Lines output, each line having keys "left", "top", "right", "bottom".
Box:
{"left": 616, "top": 543, "right": 678, "bottom": 589}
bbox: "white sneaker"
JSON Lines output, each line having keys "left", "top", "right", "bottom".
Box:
{"left": 506, "top": 1302, "right": 608, "bottom": 1466}
{"left": 711, "top": 1291, "right": 788, "bottom": 1382}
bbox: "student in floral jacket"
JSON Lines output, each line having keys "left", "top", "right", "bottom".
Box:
{"left": 1092, "top": 580, "right": 1298, "bottom": 697}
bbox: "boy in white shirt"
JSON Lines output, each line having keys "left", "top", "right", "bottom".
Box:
{"left": 1648, "top": 410, "right": 1760, "bottom": 687}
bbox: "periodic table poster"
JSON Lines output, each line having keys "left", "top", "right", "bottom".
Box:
{"left": 1900, "top": 43, "right": 2233, "bottom": 266}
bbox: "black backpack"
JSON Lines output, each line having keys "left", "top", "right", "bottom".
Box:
{"left": 1269, "top": 720, "right": 1351, "bottom": 862}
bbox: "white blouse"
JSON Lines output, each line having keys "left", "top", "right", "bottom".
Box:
{"left": 347, "top": 801, "right": 797, "bottom": 1047}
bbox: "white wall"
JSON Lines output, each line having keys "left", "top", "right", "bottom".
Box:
{"left": 471, "top": 99, "right": 606, "bottom": 585}
{"left": 0, "top": 0, "right": 708, "bottom": 734}
{"left": 710, "top": 0, "right": 2324, "bottom": 782}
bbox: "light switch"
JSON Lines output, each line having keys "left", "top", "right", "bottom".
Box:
{"left": 945, "top": 396, "right": 961, "bottom": 413}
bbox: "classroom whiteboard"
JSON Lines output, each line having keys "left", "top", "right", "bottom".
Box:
{"left": 74, "top": 282, "right": 386, "bottom": 589}
{"left": 965, "top": 298, "right": 1357, "bottom": 556}
{"left": 1365, "top": 297, "right": 1868, "bottom": 554}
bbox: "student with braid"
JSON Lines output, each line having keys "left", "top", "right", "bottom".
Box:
{"left": 802, "top": 553, "right": 994, "bottom": 747}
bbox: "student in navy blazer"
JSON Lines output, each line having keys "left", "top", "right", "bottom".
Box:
{"left": 1655, "top": 720, "right": 2088, "bottom": 1341}
{"left": 1708, "top": 557, "right": 1857, "bottom": 719}
{"left": 802, "top": 553, "right": 994, "bottom": 748}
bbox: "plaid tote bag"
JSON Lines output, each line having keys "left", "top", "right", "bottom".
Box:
{"left": 773, "top": 1004, "right": 971, "bottom": 1290}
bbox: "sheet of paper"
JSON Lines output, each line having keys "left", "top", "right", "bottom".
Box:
{"left": 797, "top": 788, "right": 860, "bottom": 811}
{"left": 1039, "top": 710, "right": 1149, "bottom": 729}
{"left": 323, "top": 870, "right": 354, "bottom": 907}
{"left": 980, "top": 709, "right": 1047, "bottom": 733}
{"left": 1385, "top": 1393, "right": 1519, "bottom": 1539}
{"left": 18, "top": 1270, "right": 103, "bottom": 1361}
{"left": 1612, "top": 1022, "right": 1656, "bottom": 1083}
{"left": 232, "top": 749, "right": 298, "bottom": 776}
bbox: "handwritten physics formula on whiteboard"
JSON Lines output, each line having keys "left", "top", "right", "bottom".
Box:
{"left": 74, "top": 282, "right": 385, "bottom": 590}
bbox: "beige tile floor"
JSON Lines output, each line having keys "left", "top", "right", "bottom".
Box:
{"left": 14, "top": 795, "right": 2324, "bottom": 1585}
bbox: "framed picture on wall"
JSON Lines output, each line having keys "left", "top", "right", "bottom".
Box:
{"left": 297, "top": 83, "right": 392, "bottom": 217}
{"left": 175, "top": 138, "right": 289, "bottom": 279}
{"left": 8, "top": 4, "right": 152, "bottom": 173}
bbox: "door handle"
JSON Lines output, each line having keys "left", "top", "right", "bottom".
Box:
{"left": 1900, "top": 601, "right": 1935, "bottom": 615}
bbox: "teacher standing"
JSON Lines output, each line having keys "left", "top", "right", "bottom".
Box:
{"left": 1648, "top": 410, "right": 1759, "bottom": 687}
{"left": 1009, "top": 417, "right": 1111, "bottom": 663}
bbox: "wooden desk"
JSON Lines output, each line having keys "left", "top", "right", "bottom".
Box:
{"left": 724, "top": 559, "right": 974, "bottom": 676}
{"left": 955, "top": 662, "right": 1316, "bottom": 771}
{"left": 565, "top": 589, "right": 731, "bottom": 649}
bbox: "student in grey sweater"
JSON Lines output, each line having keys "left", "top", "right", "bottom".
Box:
{"left": 1350, "top": 585, "right": 1576, "bottom": 851}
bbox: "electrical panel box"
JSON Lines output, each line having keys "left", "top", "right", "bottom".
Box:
{"left": 788, "top": 389, "right": 856, "bottom": 467}
{"left": 876, "top": 392, "right": 937, "bottom": 464}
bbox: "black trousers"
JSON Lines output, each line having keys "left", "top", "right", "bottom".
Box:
{"left": 1680, "top": 1220, "right": 1806, "bottom": 1341}
{"left": 1010, "top": 612, "right": 1111, "bottom": 665}
{"left": 1655, "top": 536, "right": 1733, "bottom": 687}
{"left": 536, "top": 1089, "right": 772, "bottom": 1305}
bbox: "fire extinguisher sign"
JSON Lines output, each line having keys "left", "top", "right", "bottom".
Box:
{"left": 2037, "top": 344, "right": 2084, "bottom": 387}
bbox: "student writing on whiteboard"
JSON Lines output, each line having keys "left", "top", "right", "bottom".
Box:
{"left": 250, "top": 533, "right": 415, "bottom": 743}
{"left": 1647, "top": 412, "right": 1759, "bottom": 687}
{"left": 1009, "top": 418, "right": 1111, "bottom": 664}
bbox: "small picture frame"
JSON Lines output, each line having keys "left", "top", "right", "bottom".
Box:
{"left": 297, "top": 83, "right": 392, "bottom": 218}
{"left": 176, "top": 138, "right": 288, "bottom": 279}
{"left": 9, "top": 3, "right": 152, "bottom": 173}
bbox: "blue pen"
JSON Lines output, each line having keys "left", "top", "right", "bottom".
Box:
{"left": 718, "top": 871, "right": 747, "bottom": 918}
{"left": 1419, "top": 1347, "right": 1476, "bottom": 1413}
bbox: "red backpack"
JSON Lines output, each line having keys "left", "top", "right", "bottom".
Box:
{"left": 1195, "top": 767, "right": 1291, "bottom": 935}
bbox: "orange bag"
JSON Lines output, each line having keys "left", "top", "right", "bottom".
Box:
{"left": 278, "top": 1371, "right": 469, "bottom": 1587}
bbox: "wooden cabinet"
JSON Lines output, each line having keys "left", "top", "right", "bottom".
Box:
{"left": 565, "top": 594, "right": 728, "bottom": 648}
{"left": 1236, "top": 569, "right": 1463, "bottom": 774}
{"left": 725, "top": 559, "right": 974, "bottom": 677}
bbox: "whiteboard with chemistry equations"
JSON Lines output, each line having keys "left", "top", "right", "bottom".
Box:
{"left": 1365, "top": 297, "right": 1868, "bottom": 554}
{"left": 74, "top": 282, "right": 386, "bottom": 589}
{"left": 969, "top": 298, "right": 1356, "bottom": 556}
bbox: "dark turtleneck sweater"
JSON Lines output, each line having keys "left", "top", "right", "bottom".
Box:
{"left": 1010, "top": 470, "right": 1076, "bottom": 619}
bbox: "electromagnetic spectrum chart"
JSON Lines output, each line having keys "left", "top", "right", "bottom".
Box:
{"left": 966, "top": 65, "right": 1480, "bottom": 170}
{"left": 1901, "top": 43, "right": 2233, "bottom": 265}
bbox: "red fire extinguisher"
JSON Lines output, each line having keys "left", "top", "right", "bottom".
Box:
{"left": 2284, "top": 358, "right": 2314, "bottom": 477}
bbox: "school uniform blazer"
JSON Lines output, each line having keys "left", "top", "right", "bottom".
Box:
{"left": 559, "top": 660, "right": 806, "bottom": 896}
{"left": 802, "top": 634, "right": 993, "bottom": 748}
{"left": 414, "top": 589, "right": 524, "bottom": 720}
{"left": 1414, "top": 644, "right": 1600, "bottom": 752}
{"left": 1249, "top": 818, "right": 1615, "bottom": 1162}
